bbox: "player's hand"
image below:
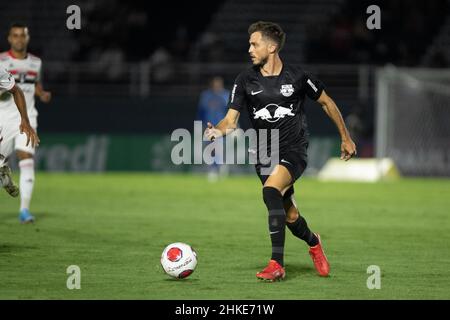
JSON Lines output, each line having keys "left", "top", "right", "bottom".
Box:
{"left": 39, "top": 91, "right": 51, "bottom": 103}
{"left": 19, "top": 120, "right": 40, "bottom": 148}
{"left": 340, "top": 138, "right": 356, "bottom": 161}
{"left": 204, "top": 122, "right": 222, "bottom": 141}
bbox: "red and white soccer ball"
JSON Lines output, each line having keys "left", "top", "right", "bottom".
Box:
{"left": 161, "top": 242, "right": 197, "bottom": 279}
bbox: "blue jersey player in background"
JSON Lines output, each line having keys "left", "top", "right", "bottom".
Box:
{"left": 197, "top": 76, "right": 230, "bottom": 181}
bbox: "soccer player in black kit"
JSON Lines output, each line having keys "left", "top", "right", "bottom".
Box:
{"left": 204, "top": 21, "right": 357, "bottom": 281}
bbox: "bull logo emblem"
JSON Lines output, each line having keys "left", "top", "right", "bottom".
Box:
{"left": 280, "top": 84, "right": 294, "bottom": 97}
{"left": 253, "top": 104, "right": 295, "bottom": 123}
{"left": 253, "top": 107, "right": 272, "bottom": 120}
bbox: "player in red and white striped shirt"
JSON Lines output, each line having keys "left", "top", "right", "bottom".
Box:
{"left": 0, "top": 23, "right": 50, "bottom": 223}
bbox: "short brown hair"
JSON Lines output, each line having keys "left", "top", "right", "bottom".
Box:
{"left": 248, "top": 21, "right": 286, "bottom": 52}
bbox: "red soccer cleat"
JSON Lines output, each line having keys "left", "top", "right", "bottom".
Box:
{"left": 309, "top": 233, "right": 330, "bottom": 277}
{"left": 256, "top": 259, "right": 286, "bottom": 282}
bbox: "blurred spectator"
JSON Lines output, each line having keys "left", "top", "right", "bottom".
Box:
{"left": 148, "top": 46, "right": 174, "bottom": 83}
{"left": 345, "top": 101, "right": 374, "bottom": 157}
{"left": 346, "top": 104, "right": 365, "bottom": 144}
{"left": 197, "top": 76, "right": 229, "bottom": 129}
{"left": 197, "top": 76, "right": 230, "bottom": 181}
{"left": 88, "top": 44, "right": 125, "bottom": 81}
{"left": 193, "top": 32, "right": 226, "bottom": 62}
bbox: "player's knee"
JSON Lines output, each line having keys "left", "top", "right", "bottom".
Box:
{"left": 16, "top": 150, "right": 33, "bottom": 160}
{"left": 262, "top": 186, "right": 283, "bottom": 209}
{"left": 283, "top": 190, "right": 299, "bottom": 223}
{"left": 285, "top": 207, "right": 299, "bottom": 223}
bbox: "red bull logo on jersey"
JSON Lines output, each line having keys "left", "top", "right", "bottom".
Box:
{"left": 253, "top": 103, "right": 295, "bottom": 123}
{"left": 280, "top": 84, "right": 294, "bottom": 97}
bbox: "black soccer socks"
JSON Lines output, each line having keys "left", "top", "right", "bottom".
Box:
{"left": 262, "top": 186, "right": 286, "bottom": 266}
{"left": 286, "top": 215, "right": 319, "bottom": 247}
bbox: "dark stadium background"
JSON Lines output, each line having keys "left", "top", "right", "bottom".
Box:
{"left": 1, "top": 0, "right": 448, "bottom": 173}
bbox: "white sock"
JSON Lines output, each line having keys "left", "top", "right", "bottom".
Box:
{"left": 19, "top": 158, "right": 35, "bottom": 211}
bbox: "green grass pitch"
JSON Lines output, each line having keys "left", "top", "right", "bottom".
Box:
{"left": 1, "top": 173, "right": 449, "bottom": 299}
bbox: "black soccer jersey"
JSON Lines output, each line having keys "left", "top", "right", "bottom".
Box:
{"left": 228, "top": 64, "right": 325, "bottom": 153}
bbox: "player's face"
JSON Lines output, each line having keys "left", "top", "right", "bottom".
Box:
{"left": 248, "top": 32, "right": 272, "bottom": 66}
{"left": 211, "top": 77, "right": 224, "bottom": 92}
{"left": 8, "top": 27, "right": 30, "bottom": 52}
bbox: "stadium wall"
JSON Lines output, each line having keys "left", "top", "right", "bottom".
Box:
{"left": 8, "top": 133, "right": 340, "bottom": 175}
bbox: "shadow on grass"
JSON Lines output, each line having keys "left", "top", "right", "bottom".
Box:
{"left": 163, "top": 278, "right": 200, "bottom": 282}
{"left": 284, "top": 263, "right": 316, "bottom": 281}
{"left": 0, "top": 211, "right": 53, "bottom": 223}
{"left": 26, "top": 211, "right": 52, "bottom": 220}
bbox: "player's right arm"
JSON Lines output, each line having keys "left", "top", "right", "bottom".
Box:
{"left": 204, "top": 73, "right": 246, "bottom": 141}
{"left": 8, "top": 85, "right": 40, "bottom": 148}
{"left": 301, "top": 70, "right": 356, "bottom": 161}
{"left": 204, "top": 108, "right": 240, "bottom": 141}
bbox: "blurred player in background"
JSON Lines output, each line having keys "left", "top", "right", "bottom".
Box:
{"left": 197, "top": 76, "right": 229, "bottom": 182}
{"left": 205, "top": 21, "right": 356, "bottom": 281}
{"left": 0, "top": 68, "right": 39, "bottom": 211}
{"left": 0, "top": 23, "right": 51, "bottom": 223}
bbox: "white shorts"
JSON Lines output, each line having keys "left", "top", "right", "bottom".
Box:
{"left": 14, "top": 117, "right": 38, "bottom": 155}
{"left": 0, "top": 113, "right": 37, "bottom": 157}
{"left": 0, "top": 114, "right": 20, "bottom": 159}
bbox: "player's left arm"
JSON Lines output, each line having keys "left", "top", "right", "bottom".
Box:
{"left": 317, "top": 91, "right": 356, "bottom": 161}
{"left": 35, "top": 81, "right": 51, "bottom": 103}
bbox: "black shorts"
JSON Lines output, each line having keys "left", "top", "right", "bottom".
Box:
{"left": 255, "top": 142, "right": 308, "bottom": 191}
